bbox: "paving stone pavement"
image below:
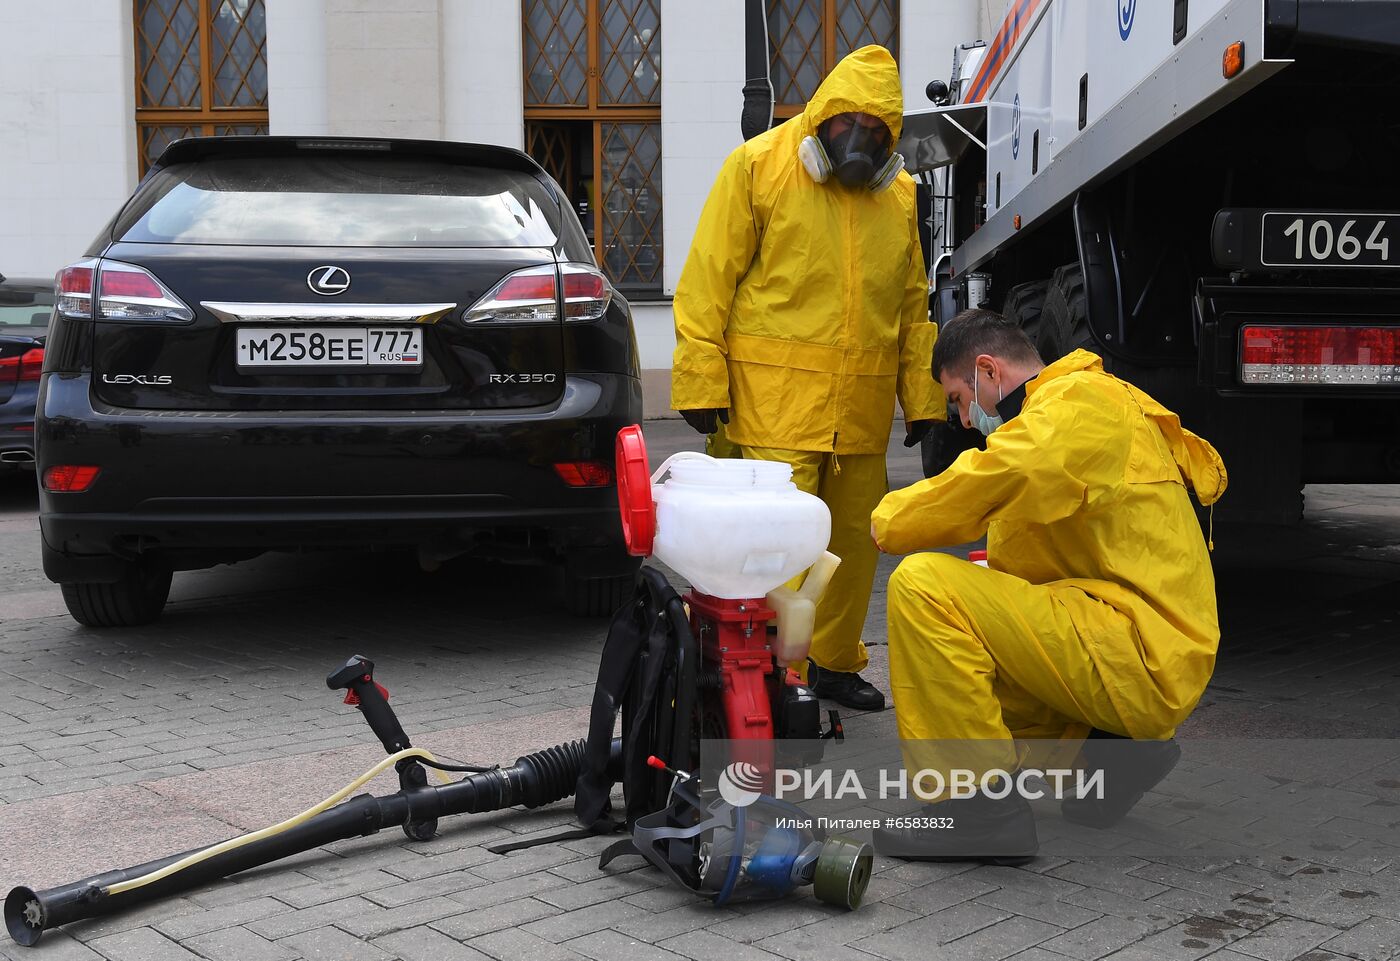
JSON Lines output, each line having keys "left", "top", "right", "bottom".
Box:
{"left": 3, "top": 421, "right": 1400, "bottom": 960}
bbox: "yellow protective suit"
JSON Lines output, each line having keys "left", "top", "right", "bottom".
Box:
{"left": 742, "top": 445, "right": 886, "bottom": 674}
{"left": 670, "top": 43, "right": 943, "bottom": 452}
{"left": 871, "top": 351, "right": 1227, "bottom": 773}
{"left": 671, "top": 45, "right": 942, "bottom": 676}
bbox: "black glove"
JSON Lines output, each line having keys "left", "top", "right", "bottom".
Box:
{"left": 903, "top": 419, "right": 936, "bottom": 448}
{"left": 680, "top": 408, "right": 729, "bottom": 435}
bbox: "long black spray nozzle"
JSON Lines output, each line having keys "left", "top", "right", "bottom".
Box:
{"left": 5, "top": 738, "right": 587, "bottom": 946}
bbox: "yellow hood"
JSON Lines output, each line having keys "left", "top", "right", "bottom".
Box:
{"left": 802, "top": 44, "right": 904, "bottom": 141}
{"left": 1030, "top": 350, "right": 1228, "bottom": 507}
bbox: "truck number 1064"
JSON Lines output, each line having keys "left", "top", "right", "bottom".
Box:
{"left": 1282, "top": 217, "right": 1390, "bottom": 262}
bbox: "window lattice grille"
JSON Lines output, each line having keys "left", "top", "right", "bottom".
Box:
{"left": 524, "top": 0, "right": 590, "bottom": 106}
{"left": 599, "top": 0, "right": 660, "bottom": 105}
{"left": 211, "top": 0, "right": 268, "bottom": 108}
{"left": 767, "top": 0, "right": 898, "bottom": 114}
{"left": 134, "top": 0, "right": 269, "bottom": 173}
{"left": 600, "top": 122, "right": 663, "bottom": 288}
{"left": 524, "top": 1, "right": 664, "bottom": 293}
{"left": 137, "top": 0, "right": 201, "bottom": 107}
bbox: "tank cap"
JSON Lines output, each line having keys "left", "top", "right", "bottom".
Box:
{"left": 615, "top": 425, "right": 655, "bottom": 557}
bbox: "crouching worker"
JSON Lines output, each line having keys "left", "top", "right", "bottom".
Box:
{"left": 868, "top": 309, "right": 1227, "bottom": 863}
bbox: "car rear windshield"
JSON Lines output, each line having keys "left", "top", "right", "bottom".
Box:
{"left": 0, "top": 287, "right": 53, "bottom": 330}
{"left": 117, "top": 155, "right": 561, "bottom": 248}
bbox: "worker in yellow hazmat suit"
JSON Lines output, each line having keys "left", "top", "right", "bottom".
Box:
{"left": 671, "top": 45, "right": 944, "bottom": 711}
{"left": 869, "top": 309, "right": 1227, "bottom": 862}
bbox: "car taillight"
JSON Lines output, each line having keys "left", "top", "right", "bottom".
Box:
{"left": 96, "top": 260, "right": 194, "bottom": 323}
{"left": 42, "top": 465, "right": 100, "bottom": 492}
{"left": 559, "top": 264, "right": 613, "bottom": 321}
{"left": 55, "top": 259, "right": 96, "bottom": 318}
{"left": 553, "top": 461, "right": 614, "bottom": 487}
{"left": 463, "top": 263, "right": 613, "bottom": 323}
{"left": 1239, "top": 325, "right": 1400, "bottom": 385}
{"left": 18, "top": 347, "right": 43, "bottom": 382}
{"left": 53, "top": 258, "right": 193, "bottom": 323}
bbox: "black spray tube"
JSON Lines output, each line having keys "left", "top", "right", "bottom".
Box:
{"left": 6, "top": 740, "right": 586, "bottom": 947}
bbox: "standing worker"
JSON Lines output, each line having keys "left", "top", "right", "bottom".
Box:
{"left": 869, "top": 309, "right": 1227, "bottom": 861}
{"left": 671, "top": 45, "right": 944, "bottom": 711}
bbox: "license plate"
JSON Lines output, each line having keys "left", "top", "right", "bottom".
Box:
{"left": 1260, "top": 212, "right": 1400, "bottom": 268}
{"left": 235, "top": 327, "right": 422, "bottom": 369}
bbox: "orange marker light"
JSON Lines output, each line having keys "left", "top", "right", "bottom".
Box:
{"left": 1013, "top": 215, "right": 1022, "bottom": 230}
{"left": 1222, "top": 41, "right": 1244, "bottom": 79}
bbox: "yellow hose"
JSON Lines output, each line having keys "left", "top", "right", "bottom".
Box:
{"left": 105, "top": 747, "right": 449, "bottom": 896}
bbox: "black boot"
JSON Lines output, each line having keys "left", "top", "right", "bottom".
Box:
{"left": 872, "top": 790, "right": 1038, "bottom": 865}
{"left": 809, "top": 662, "right": 885, "bottom": 711}
{"left": 1061, "top": 732, "right": 1181, "bottom": 829}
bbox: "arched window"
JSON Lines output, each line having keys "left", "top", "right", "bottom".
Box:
{"left": 768, "top": 0, "right": 898, "bottom": 118}
{"left": 523, "top": 0, "right": 663, "bottom": 293}
{"left": 134, "top": 0, "right": 269, "bottom": 173}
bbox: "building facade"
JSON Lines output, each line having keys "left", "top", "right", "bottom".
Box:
{"left": 0, "top": 0, "right": 997, "bottom": 407}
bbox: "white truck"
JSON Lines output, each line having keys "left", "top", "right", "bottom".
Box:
{"left": 900, "top": 0, "right": 1400, "bottom": 523}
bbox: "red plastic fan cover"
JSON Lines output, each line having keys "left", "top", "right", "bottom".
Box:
{"left": 615, "top": 425, "right": 655, "bottom": 556}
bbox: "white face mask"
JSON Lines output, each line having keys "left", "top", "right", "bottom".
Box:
{"left": 969, "top": 369, "right": 1004, "bottom": 436}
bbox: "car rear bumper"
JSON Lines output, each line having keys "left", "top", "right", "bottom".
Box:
{"left": 37, "top": 371, "right": 642, "bottom": 579}
{"left": 1, "top": 383, "right": 39, "bottom": 468}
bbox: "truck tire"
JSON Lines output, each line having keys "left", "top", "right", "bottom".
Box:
{"left": 1042, "top": 263, "right": 1095, "bottom": 360}
{"left": 1003, "top": 280, "right": 1055, "bottom": 363}
{"left": 60, "top": 563, "right": 172, "bottom": 628}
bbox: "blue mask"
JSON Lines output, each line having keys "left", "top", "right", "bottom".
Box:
{"left": 969, "top": 370, "right": 1003, "bottom": 436}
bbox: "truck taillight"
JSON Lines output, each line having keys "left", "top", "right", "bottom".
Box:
{"left": 1239, "top": 325, "right": 1400, "bottom": 385}
{"left": 54, "top": 258, "right": 193, "bottom": 323}
{"left": 463, "top": 263, "right": 613, "bottom": 324}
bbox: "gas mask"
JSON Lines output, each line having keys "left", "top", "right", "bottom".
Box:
{"left": 798, "top": 112, "right": 903, "bottom": 192}
{"left": 621, "top": 763, "right": 873, "bottom": 910}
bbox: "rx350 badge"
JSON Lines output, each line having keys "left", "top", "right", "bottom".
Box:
{"left": 489, "top": 373, "right": 557, "bottom": 384}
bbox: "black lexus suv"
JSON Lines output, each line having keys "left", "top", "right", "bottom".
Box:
{"left": 37, "top": 137, "right": 642, "bottom": 627}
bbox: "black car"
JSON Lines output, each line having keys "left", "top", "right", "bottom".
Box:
{"left": 37, "top": 137, "right": 642, "bottom": 627}
{"left": 0, "top": 275, "right": 51, "bottom": 472}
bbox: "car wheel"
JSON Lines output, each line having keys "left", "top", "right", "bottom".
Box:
{"left": 60, "top": 563, "right": 172, "bottom": 628}
{"left": 565, "top": 568, "right": 636, "bottom": 618}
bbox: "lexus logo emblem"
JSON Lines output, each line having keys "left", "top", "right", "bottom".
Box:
{"left": 307, "top": 265, "right": 351, "bottom": 296}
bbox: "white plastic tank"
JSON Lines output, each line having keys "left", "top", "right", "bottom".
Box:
{"left": 649, "top": 453, "right": 831, "bottom": 600}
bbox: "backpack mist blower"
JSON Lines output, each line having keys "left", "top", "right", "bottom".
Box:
{"left": 573, "top": 426, "right": 873, "bottom": 909}
{"left": 5, "top": 427, "right": 870, "bottom": 947}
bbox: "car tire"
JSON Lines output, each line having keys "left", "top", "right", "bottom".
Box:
{"left": 60, "top": 563, "right": 172, "bottom": 628}
{"left": 565, "top": 568, "right": 636, "bottom": 618}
